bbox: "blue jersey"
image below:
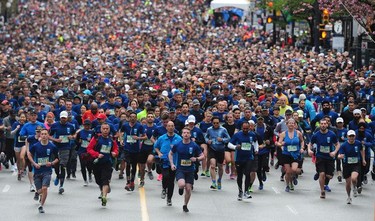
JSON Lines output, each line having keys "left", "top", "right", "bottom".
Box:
{"left": 49, "top": 122, "right": 76, "bottom": 150}
{"left": 355, "top": 131, "right": 374, "bottom": 159}
{"left": 199, "top": 121, "right": 212, "bottom": 134}
{"left": 171, "top": 140, "right": 202, "bottom": 172}
{"left": 142, "top": 124, "right": 157, "bottom": 152}
{"left": 311, "top": 130, "right": 338, "bottom": 160}
{"left": 190, "top": 127, "right": 205, "bottom": 144}
{"left": 205, "top": 126, "right": 230, "bottom": 152}
{"left": 12, "top": 122, "right": 26, "bottom": 148}
{"left": 27, "top": 135, "right": 39, "bottom": 149}
{"left": 282, "top": 130, "right": 301, "bottom": 160}
{"left": 76, "top": 129, "right": 94, "bottom": 155}
{"left": 230, "top": 131, "right": 259, "bottom": 162}
{"left": 336, "top": 128, "right": 348, "bottom": 145}
{"left": 19, "top": 121, "right": 45, "bottom": 137}
{"left": 339, "top": 140, "right": 363, "bottom": 164}
{"left": 29, "top": 142, "right": 58, "bottom": 174}
{"left": 121, "top": 122, "right": 145, "bottom": 153}
{"left": 154, "top": 133, "right": 182, "bottom": 168}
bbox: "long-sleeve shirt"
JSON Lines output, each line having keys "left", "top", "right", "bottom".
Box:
{"left": 204, "top": 126, "right": 230, "bottom": 152}
{"left": 154, "top": 133, "right": 182, "bottom": 168}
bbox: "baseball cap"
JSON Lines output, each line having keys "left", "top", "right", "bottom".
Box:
{"left": 187, "top": 115, "right": 196, "bottom": 123}
{"left": 347, "top": 130, "right": 356, "bottom": 136}
{"left": 257, "top": 116, "right": 264, "bottom": 120}
{"left": 192, "top": 99, "right": 200, "bottom": 106}
{"left": 296, "top": 110, "right": 304, "bottom": 118}
{"left": 168, "top": 107, "right": 176, "bottom": 113}
{"left": 261, "top": 105, "right": 269, "bottom": 111}
{"left": 97, "top": 113, "right": 107, "bottom": 120}
{"left": 336, "top": 117, "right": 344, "bottom": 123}
{"left": 60, "top": 111, "right": 68, "bottom": 118}
{"left": 1, "top": 100, "right": 9, "bottom": 105}
{"left": 144, "top": 101, "right": 152, "bottom": 107}
{"left": 285, "top": 109, "right": 293, "bottom": 115}
{"left": 83, "top": 119, "right": 92, "bottom": 125}
{"left": 248, "top": 120, "right": 255, "bottom": 125}
{"left": 353, "top": 109, "right": 361, "bottom": 115}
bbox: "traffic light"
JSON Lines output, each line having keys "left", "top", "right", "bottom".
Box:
{"left": 319, "top": 24, "right": 328, "bottom": 40}
{"left": 321, "top": 31, "right": 327, "bottom": 39}
{"left": 267, "top": 16, "right": 273, "bottom": 23}
{"left": 322, "top": 9, "right": 329, "bottom": 24}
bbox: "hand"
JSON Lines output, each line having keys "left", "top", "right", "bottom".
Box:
{"left": 265, "top": 140, "right": 270, "bottom": 145}
{"left": 191, "top": 138, "right": 196, "bottom": 142}
{"left": 111, "top": 152, "right": 117, "bottom": 157}
{"left": 98, "top": 154, "right": 104, "bottom": 158}
{"left": 300, "top": 149, "right": 305, "bottom": 154}
{"left": 171, "top": 164, "right": 176, "bottom": 171}
{"left": 207, "top": 140, "right": 212, "bottom": 145}
{"left": 132, "top": 135, "right": 138, "bottom": 140}
{"left": 329, "top": 151, "right": 336, "bottom": 158}
{"left": 158, "top": 153, "right": 163, "bottom": 158}
{"left": 34, "top": 163, "right": 41, "bottom": 169}
{"left": 16, "top": 125, "right": 20, "bottom": 129}
{"left": 55, "top": 138, "right": 62, "bottom": 143}
{"left": 190, "top": 157, "right": 197, "bottom": 162}
{"left": 308, "top": 150, "right": 313, "bottom": 157}
{"left": 46, "top": 162, "right": 52, "bottom": 167}
{"left": 362, "top": 160, "right": 366, "bottom": 166}
{"left": 217, "top": 137, "right": 223, "bottom": 142}
{"left": 236, "top": 144, "right": 241, "bottom": 150}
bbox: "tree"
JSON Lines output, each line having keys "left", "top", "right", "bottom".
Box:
{"left": 318, "top": 0, "right": 375, "bottom": 41}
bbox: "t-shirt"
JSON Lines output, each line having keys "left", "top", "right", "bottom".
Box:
{"left": 230, "top": 131, "right": 259, "bottom": 162}
{"left": 311, "top": 130, "right": 338, "bottom": 160}
{"left": 339, "top": 140, "right": 363, "bottom": 164}
{"left": 171, "top": 140, "right": 202, "bottom": 172}
{"left": 29, "top": 142, "right": 58, "bottom": 174}
{"left": 121, "top": 122, "right": 145, "bottom": 153}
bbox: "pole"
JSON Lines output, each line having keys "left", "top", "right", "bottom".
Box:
{"left": 273, "top": 9, "right": 276, "bottom": 46}
{"left": 313, "top": 0, "right": 320, "bottom": 53}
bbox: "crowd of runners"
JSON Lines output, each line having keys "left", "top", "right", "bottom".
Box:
{"left": 0, "top": 0, "right": 375, "bottom": 214}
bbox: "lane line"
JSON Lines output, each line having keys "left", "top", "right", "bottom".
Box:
{"left": 272, "top": 187, "right": 280, "bottom": 194}
{"left": 2, "top": 184, "right": 10, "bottom": 193}
{"left": 286, "top": 205, "right": 298, "bottom": 215}
{"left": 139, "top": 186, "right": 149, "bottom": 221}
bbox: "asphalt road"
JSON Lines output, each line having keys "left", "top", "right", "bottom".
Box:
{"left": 0, "top": 158, "right": 374, "bottom": 221}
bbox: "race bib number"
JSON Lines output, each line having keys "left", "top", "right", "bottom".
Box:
{"left": 241, "top": 143, "right": 252, "bottom": 151}
{"left": 37, "top": 157, "right": 49, "bottom": 166}
{"left": 126, "top": 136, "right": 136, "bottom": 144}
{"left": 181, "top": 159, "right": 192, "bottom": 166}
{"left": 59, "top": 135, "right": 69, "bottom": 143}
{"left": 287, "top": 145, "right": 298, "bottom": 152}
{"left": 347, "top": 157, "right": 358, "bottom": 164}
{"left": 100, "top": 145, "right": 111, "bottom": 153}
{"left": 109, "top": 109, "right": 115, "bottom": 115}
{"left": 81, "top": 140, "right": 89, "bottom": 148}
{"left": 144, "top": 139, "right": 153, "bottom": 145}
{"left": 320, "top": 146, "right": 330, "bottom": 153}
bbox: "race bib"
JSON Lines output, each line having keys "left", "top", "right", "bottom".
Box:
{"left": 144, "top": 139, "right": 153, "bottom": 145}
{"left": 181, "top": 159, "right": 192, "bottom": 166}
{"left": 37, "top": 157, "right": 49, "bottom": 166}
{"left": 100, "top": 145, "right": 111, "bottom": 153}
{"left": 81, "top": 140, "right": 89, "bottom": 148}
{"left": 241, "top": 143, "right": 251, "bottom": 151}
{"left": 287, "top": 145, "right": 298, "bottom": 152}
{"left": 320, "top": 146, "right": 330, "bottom": 153}
{"left": 347, "top": 157, "right": 358, "bottom": 164}
{"left": 109, "top": 109, "right": 115, "bottom": 115}
{"left": 59, "top": 135, "right": 69, "bottom": 143}
{"left": 126, "top": 136, "right": 136, "bottom": 144}
{"left": 18, "top": 136, "right": 24, "bottom": 143}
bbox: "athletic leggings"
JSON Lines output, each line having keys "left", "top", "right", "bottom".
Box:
{"left": 162, "top": 167, "right": 176, "bottom": 200}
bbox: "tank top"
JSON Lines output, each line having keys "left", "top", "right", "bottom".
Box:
{"left": 282, "top": 130, "right": 301, "bottom": 159}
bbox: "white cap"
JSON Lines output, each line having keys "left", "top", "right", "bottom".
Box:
{"left": 299, "top": 94, "right": 306, "bottom": 100}
{"left": 60, "top": 111, "right": 68, "bottom": 118}
{"left": 313, "top": 87, "right": 321, "bottom": 93}
{"left": 187, "top": 115, "right": 196, "bottom": 123}
{"left": 55, "top": 90, "right": 64, "bottom": 98}
{"left": 162, "top": 90, "right": 168, "bottom": 97}
{"left": 353, "top": 109, "right": 361, "bottom": 115}
{"left": 347, "top": 130, "right": 356, "bottom": 136}
{"left": 336, "top": 117, "right": 344, "bottom": 123}
{"left": 124, "top": 84, "right": 130, "bottom": 91}
{"left": 141, "top": 73, "right": 147, "bottom": 78}
{"left": 256, "top": 85, "right": 263, "bottom": 90}
{"left": 297, "top": 110, "right": 304, "bottom": 118}
{"left": 248, "top": 120, "right": 255, "bottom": 125}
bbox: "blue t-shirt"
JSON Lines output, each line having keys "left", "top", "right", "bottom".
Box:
{"left": 311, "top": 130, "right": 338, "bottom": 160}
{"left": 121, "top": 122, "right": 145, "bottom": 153}
{"left": 339, "top": 140, "right": 363, "bottom": 164}
{"left": 77, "top": 129, "right": 94, "bottom": 155}
{"left": 19, "top": 121, "right": 45, "bottom": 137}
{"left": 142, "top": 124, "right": 157, "bottom": 152}
{"left": 29, "top": 141, "right": 58, "bottom": 174}
{"left": 171, "top": 140, "right": 202, "bottom": 172}
{"left": 49, "top": 122, "right": 76, "bottom": 150}
{"left": 12, "top": 121, "right": 26, "bottom": 147}
{"left": 190, "top": 127, "right": 205, "bottom": 144}
{"left": 230, "top": 131, "right": 258, "bottom": 162}
{"left": 27, "top": 135, "right": 39, "bottom": 149}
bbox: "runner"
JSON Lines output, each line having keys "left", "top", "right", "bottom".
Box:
{"left": 27, "top": 129, "right": 59, "bottom": 213}
{"left": 338, "top": 130, "right": 366, "bottom": 204}
{"left": 169, "top": 127, "right": 204, "bottom": 212}
{"left": 308, "top": 119, "right": 340, "bottom": 199}
{"left": 87, "top": 123, "right": 119, "bottom": 206}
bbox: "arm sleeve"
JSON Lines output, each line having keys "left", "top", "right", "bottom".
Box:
{"left": 87, "top": 137, "right": 99, "bottom": 158}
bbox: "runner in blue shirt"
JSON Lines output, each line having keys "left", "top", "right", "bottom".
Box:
{"left": 28, "top": 129, "right": 59, "bottom": 213}
{"left": 154, "top": 121, "right": 182, "bottom": 206}
{"left": 48, "top": 111, "right": 76, "bottom": 194}
{"left": 120, "top": 111, "right": 146, "bottom": 191}
{"left": 338, "top": 130, "right": 366, "bottom": 204}
{"left": 228, "top": 121, "right": 261, "bottom": 200}
{"left": 308, "top": 119, "right": 340, "bottom": 199}
{"left": 169, "top": 127, "right": 204, "bottom": 212}
{"left": 335, "top": 117, "right": 348, "bottom": 183}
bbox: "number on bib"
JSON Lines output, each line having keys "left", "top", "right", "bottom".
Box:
{"left": 100, "top": 145, "right": 111, "bottom": 153}
{"left": 60, "top": 136, "right": 69, "bottom": 143}
{"left": 287, "top": 145, "right": 298, "bottom": 152}
{"left": 347, "top": 157, "right": 358, "bottom": 164}
{"left": 241, "top": 143, "right": 252, "bottom": 151}
{"left": 320, "top": 146, "right": 330, "bottom": 153}
{"left": 37, "top": 157, "right": 49, "bottom": 166}
{"left": 180, "top": 159, "right": 192, "bottom": 166}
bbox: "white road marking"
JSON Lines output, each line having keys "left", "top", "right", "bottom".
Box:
{"left": 286, "top": 205, "right": 298, "bottom": 215}
{"left": 2, "top": 185, "right": 10, "bottom": 193}
{"left": 272, "top": 187, "right": 280, "bottom": 194}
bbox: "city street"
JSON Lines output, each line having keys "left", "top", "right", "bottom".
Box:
{"left": 0, "top": 159, "right": 374, "bottom": 221}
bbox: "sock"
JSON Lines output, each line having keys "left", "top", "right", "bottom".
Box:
{"left": 212, "top": 180, "right": 216, "bottom": 184}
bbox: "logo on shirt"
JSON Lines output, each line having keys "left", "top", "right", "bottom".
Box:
{"left": 67, "top": 127, "right": 71, "bottom": 134}
{"left": 327, "top": 137, "right": 330, "bottom": 143}
{"left": 189, "top": 146, "right": 193, "bottom": 154}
